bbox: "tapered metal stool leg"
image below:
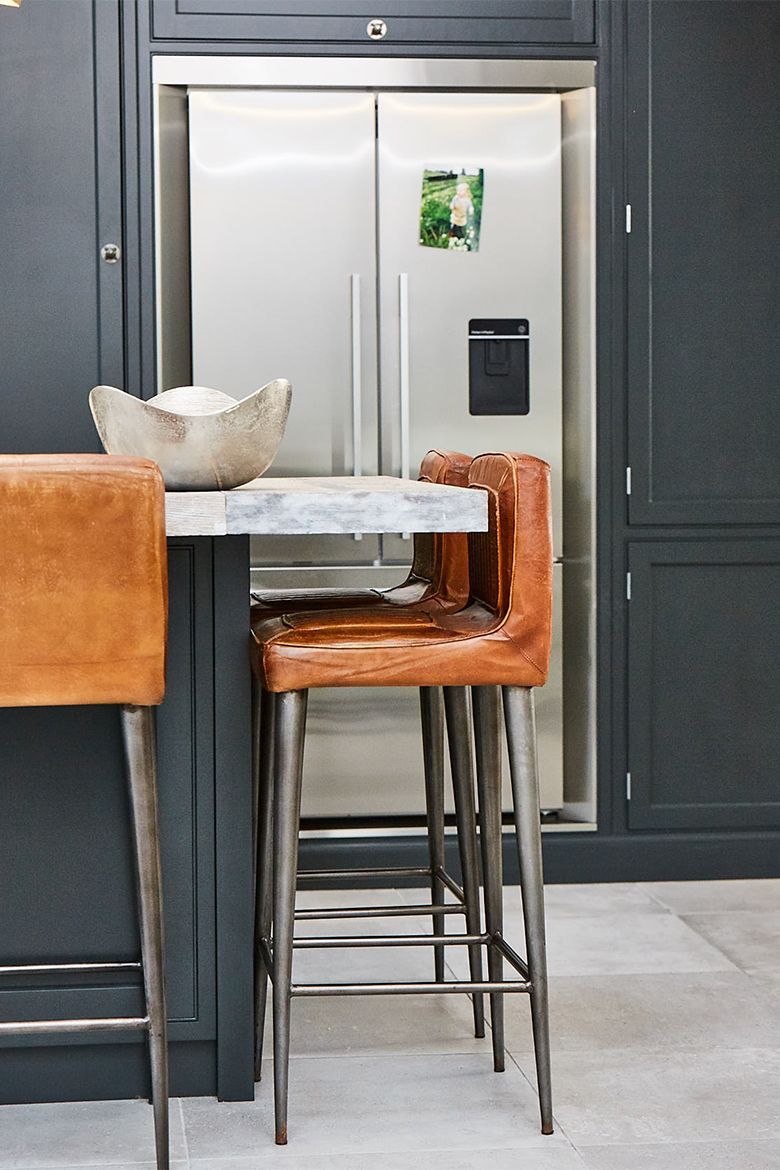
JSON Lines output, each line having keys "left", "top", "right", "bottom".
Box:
{"left": 419, "top": 686, "right": 446, "bottom": 982}
{"left": 121, "top": 705, "right": 169, "bottom": 1170}
{"left": 503, "top": 686, "right": 553, "bottom": 1135}
{"left": 254, "top": 687, "right": 276, "bottom": 1080}
{"left": 272, "top": 689, "right": 308, "bottom": 1145}
{"left": 443, "top": 686, "right": 485, "bottom": 1039}
{"left": 472, "top": 685, "right": 505, "bottom": 1071}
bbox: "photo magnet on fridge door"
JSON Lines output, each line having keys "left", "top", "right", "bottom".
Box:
{"left": 419, "top": 166, "right": 484, "bottom": 252}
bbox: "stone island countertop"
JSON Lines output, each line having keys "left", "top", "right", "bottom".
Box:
{"left": 164, "top": 475, "right": 489, "bottom": 537}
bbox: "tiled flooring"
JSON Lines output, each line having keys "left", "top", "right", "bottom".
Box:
{"left": 2, "top": 879, "right": 780, "bottom": 1169}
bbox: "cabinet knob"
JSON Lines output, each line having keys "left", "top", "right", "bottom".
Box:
{"left": 101, "top": 243, "right": 121, "bottom": 264}
{"left": 366, "top": 18, "right": 387, "bottom": 39}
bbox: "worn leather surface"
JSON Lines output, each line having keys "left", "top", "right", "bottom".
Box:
{"left": 250, "top": 448, "right": 471, "bottom": 616}
{"left": 0, "top": 454, "right": 168, "bottom": 707}
{"left": 252, "top": 452, "right": 552, "bottom": 692}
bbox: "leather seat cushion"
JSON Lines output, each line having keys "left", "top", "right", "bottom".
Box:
{"left": 251, "top": 603, "right": 547, "bottom": 691}
{"left": 0, "top": 454, "right": 168, "bottom": 707}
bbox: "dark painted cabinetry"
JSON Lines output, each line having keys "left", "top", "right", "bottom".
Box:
{"left": 625, "top": 1, "right": 780, "bottom": 526}
{"left": 627, "top": 541, "right": 780, "bottom": 831}
{"left": 623, "top": 2, "right": 780, "bottom": 832}
{"left": 150, "top": 0, "right": 595, "bottom": 47}
{"left": 0, "top": 1, "right": 231, "bottom": 1101}
{"left": 0, "top": 0, "right": 123, "bottom": 453}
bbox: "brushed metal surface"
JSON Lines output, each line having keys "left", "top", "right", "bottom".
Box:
{"left": 154, "top": 56, "right": 595, "bottom": 91}
{"left": 154, "top": 84, "right": 192, "bottom": 394}
{"left": 188, "top": 90, "right": 378, "bottom": 479}
{"left": 166, "top": 61, "right": 598, "bottom": 821}
{"left": 561, "top": 87, "right": 597, "bottom": 824}
{"left": 377, "top": 91, "right": 563, "bottom": 560}
{"left": 188, "top": 87, "right": 381, "bottom": 563}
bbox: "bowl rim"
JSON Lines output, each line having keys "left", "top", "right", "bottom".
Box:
{"left": 90, "top": 378, "right": 292, "bottom": 421}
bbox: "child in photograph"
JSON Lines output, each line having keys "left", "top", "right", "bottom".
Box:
{"left": 449, "top": 182, "right": 473, "bottom": 243}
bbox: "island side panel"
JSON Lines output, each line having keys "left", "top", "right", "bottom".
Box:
{"left": 212, "top": 534, "right": 255, "bottom": 1100}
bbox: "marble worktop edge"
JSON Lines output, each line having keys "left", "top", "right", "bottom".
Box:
{"left": 165, "top": 476, "right": 487, "bottom": 538}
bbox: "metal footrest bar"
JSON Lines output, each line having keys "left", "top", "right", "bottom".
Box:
{"left": 298, "top": 866, "right": 432, "bottom": 882}
{"left": 295, "top": 902, "right": 465, "bottom": 921}
{"left": 0, "top": 1015, "right": 150, "bottom": 1036}
{"left": 295, "top": 864, "right": 467, "bottom": 924}
{"left": 293, "top": 933, "right": 488, "bottom": 950}
{"left": 290, "top": 979, "right": 531, "bottom": 997}
{"left": 492, "top": 934, "right": 530, "bottom": 980}
{"left": 297, "top": 864, "right": 467, "bottom": 901}
{"left": 0, "top": 961, "right": 142, "bottom": 976}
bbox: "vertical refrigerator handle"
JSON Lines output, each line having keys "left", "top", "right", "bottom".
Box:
{"left": 398, "top": 273, "right": 411, "bottom": 482}
{"left": 350, "top": 273, "right": 362, "bottom": 478}
{"left": 398, "top": 273, "right": 411, "bottom": 538}
{"left": 350, "top": 273, "right": 363, "bottom": 540}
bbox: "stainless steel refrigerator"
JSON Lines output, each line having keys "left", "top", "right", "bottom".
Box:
{"left": 187, "top": 83, "right": 568, "bottom": 820}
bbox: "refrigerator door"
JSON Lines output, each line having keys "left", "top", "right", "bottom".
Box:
{"left": 375, "top": 92, "right": 564, "bottom": 812}
{"left": 376, "top": 92, "right": 563, "bottom": 560}
{"left": 188, "top": 88, "right": 381, "bottom": 565}
{"left": 188, "top": 85, "right": 565, "bottom": 817}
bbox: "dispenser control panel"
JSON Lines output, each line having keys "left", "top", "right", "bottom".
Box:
{"left": 468, "top": 319, "right": 529, "bottom": 415}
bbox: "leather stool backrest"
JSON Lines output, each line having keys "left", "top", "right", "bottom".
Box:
{"left": 410, "top": 448, "right": 471, "bottom": 610}
{"left": 467, "top": 452, "right": 553, "bottom": 682}
{"left": 0, "top": 454, "right": 168, "bottom": 708}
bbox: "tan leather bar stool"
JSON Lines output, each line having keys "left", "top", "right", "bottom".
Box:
{"left": 251, "top": 451, "right": 554, "bottom": 1143}
{"left": 0, "top": 454, "right": 170, "bottom": 1170}
{"left": 250, "top": 450, "right": 487, "bottom": 1076}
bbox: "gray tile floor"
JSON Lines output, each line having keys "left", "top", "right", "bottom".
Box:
{"left": 2, "top": 879, "right": 779, "bottom": 1169}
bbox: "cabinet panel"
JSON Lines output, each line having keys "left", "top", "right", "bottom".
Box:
{"left": 626, "top": 1, "right": 780, "bottom": 524}
{"left": 154, "top": 542, "right": 217, "bottom": 1033}
{"left": 151, "top": 0, "right": 594, "bottom": 45}
{"left": 627, "top": 541, "right": 780, "bottom": 830}
{"left": 0, "top": 0, "right": 123, "bottom": 453}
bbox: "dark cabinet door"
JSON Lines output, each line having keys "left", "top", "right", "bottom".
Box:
{"left": 627, "top": 540, "right": 780, "bottom": 831}
{"left": 625, "top": 1, "right": 780, "bottom": 525}
{"left": 0, "top": 0, "right": 123, "bottom": 454}
{"left": 149, "top": 0, "right": 594, "bottom": 46}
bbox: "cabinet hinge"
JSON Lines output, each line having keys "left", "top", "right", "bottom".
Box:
{"left": 626, "top": 466, "right": 632, "bottom": 495}
{"left": 626, "top": 572, "right": 632, "bottom": 601}
{"left": 625, "top": 204, "right": 632, "bottom": 233}
{"left": 626, "top": 772, "right": 632, "bottom": 800}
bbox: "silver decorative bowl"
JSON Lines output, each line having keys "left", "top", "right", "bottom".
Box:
{"left": 89, "top": 380, "right": 292, "bottom": 491}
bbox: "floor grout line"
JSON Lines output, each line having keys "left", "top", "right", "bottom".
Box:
{"left": 178, "top": 1095, "right": 191, "bottom": 1168}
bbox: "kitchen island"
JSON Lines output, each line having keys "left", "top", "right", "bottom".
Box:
{"left": 0, "top": 477, "right": 486, "bottom": 1106}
